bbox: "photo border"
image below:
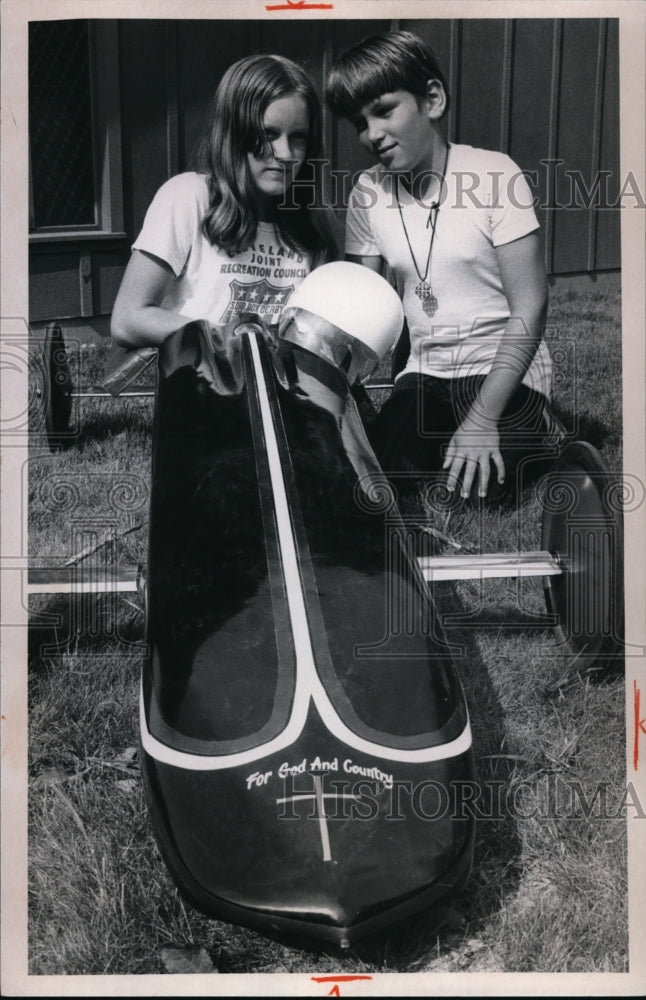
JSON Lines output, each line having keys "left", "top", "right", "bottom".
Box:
{"left": 2, "top": 1, "right": 645, "bottom": 995}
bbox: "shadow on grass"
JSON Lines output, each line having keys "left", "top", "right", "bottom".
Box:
{"left": 428, "top": 582, "right": 524, "bottom": 948}
{"left": 560, "top": 411, "right": 621, "bottom": 455}
{"left": 441, "top": 606, "right": 555, "bottom": 632}
{"left": 28, "top": 594, "right": 146, "bottom": 675}
{"left": 52, "top": 403, "right": 154, "bottom": 452}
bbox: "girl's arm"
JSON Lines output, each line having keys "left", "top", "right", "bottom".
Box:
{"left": 110, "top": 250, "right": 193, "bottom": 348}
{"left": 345, "top": 252, "right": 383, "bottom": 274}
{"left": 443, "top": 231, "right": 548, "bottom": 497}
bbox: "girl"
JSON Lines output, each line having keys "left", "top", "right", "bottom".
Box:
{"left": 111, "top": 53, "right": 336, "bottom": 348}
{"left": 326, "top": 31, "right": 563, "bottom": 501}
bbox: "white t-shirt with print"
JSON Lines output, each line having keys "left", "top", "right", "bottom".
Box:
{"left": 345, "top": 143, "right": 552, "bottom": 396}
{"left": 132, "top": 171, "right": 311, "bottom": 327}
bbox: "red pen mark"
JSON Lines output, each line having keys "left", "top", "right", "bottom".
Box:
{"left": 311, "top": 975, "right": 373, "bottom": 996}
{"left": 266, "top": 1, "right": 334, "bottom": 10}
{"left": 634, "top": 680, "right": 646, "bottom": 770}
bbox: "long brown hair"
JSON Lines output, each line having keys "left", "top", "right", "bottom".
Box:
{"left": 197, "top": 54, "right": 337, "bottom": 267}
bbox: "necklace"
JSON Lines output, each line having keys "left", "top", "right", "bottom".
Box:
{"left": 395, "top": 144, "right": 450, "bottom": 317}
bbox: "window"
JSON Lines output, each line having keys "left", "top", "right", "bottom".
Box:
{"left": 28, "top": 19, "right": 124, "bottom": 240}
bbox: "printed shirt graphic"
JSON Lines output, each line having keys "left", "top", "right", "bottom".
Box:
{"left": 132, "top": 171, "right": 310, "bottom": 328}
{"left": 219, "top": 279, "right": 294, "bottom": 325}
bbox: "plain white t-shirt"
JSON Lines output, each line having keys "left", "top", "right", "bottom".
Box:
{"left": 345, "top": 144, "right": 552, "bottom": 396}
{"left": 132, "top": 171, "right": 312, "bottom": 327}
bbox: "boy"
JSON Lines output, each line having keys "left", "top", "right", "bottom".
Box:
{"left": 326, "top": 31, "right": 562, "bottom": 501}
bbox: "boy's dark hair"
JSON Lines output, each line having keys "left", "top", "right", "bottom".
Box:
{"left": 326, "top": 30, "right": 450, "bottom": 119}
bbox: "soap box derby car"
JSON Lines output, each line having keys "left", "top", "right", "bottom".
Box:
{"left": 140, "top": 263, "right": 475, "bottom": 949}
{"left": 34, "top": 262, "right": 623, "bottom": 949}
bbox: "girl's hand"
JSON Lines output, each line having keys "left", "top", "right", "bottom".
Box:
{"left": 443, "top": 415, "right": 505, "bottom": 498}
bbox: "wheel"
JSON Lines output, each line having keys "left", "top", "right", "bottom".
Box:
{"left": 541, "top": 441, "right": 624, "bottom": 661}
{"left": 43, "top": 323, "right": 73, "bottom": 451}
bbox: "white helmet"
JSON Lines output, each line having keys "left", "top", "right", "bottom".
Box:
{"left": 279, "top": 261, "right": 404, "bottom": 384}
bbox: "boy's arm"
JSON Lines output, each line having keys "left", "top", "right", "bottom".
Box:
{"left": 443, "top": 231, "right": 548, "bottom": 497}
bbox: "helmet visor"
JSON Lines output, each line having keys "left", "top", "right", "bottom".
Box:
{"left": 279, "top": 306, "right": 381, "bottom": 385}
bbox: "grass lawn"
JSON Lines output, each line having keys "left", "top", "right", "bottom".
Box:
{"left": 26, "top": 274, "right": 629, "bottom": 977}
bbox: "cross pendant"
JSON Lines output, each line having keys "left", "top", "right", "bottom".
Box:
{"left": 415, "top": 281, "right": 438, "bottom": 316}
{"left": 423, "top": 294, "right": 439, "bottom": 316}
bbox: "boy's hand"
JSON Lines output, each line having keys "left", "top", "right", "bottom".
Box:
{"left": 443, "top": 416, "right": 505, "bottom": 498}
